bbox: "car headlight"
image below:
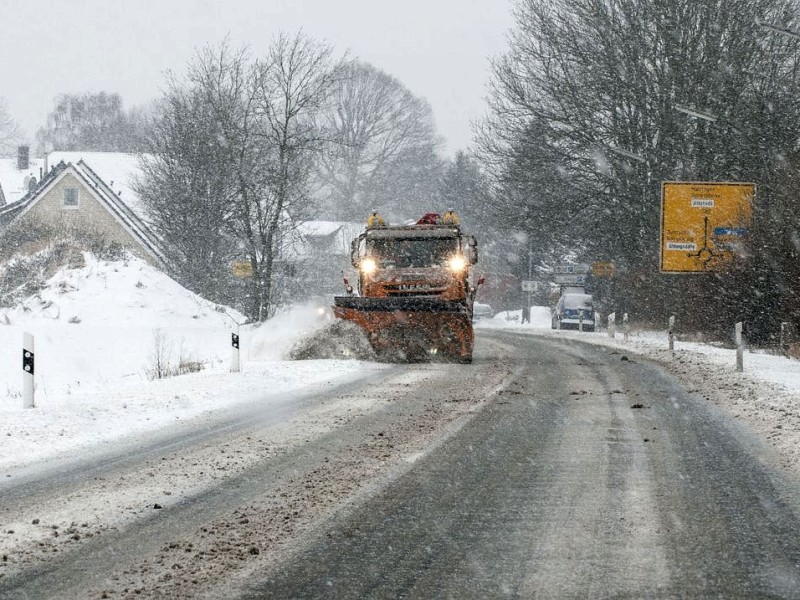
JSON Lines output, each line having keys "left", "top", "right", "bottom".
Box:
{"left": 360, "top": 257, "right": 378, "bottom": 275}
{"left": 448, "top": 254, "right": 467, "bottom": 272}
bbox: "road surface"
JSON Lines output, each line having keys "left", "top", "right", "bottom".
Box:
{"left": 2, "top": 331, "right": 800, "bottom": 599}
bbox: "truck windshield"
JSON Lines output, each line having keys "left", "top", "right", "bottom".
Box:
{"left": 368, "top": 238, "right": 458, "bottom": 268}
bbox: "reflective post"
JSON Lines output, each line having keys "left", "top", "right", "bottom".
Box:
{"left": 623, "top": 313, "right": 629, "bottom": 341}
{"left": 781, "top": 322, "right": 790, "bottom": 356}
{"left": 231, "top": 325, "right": 241, "bottom": 373}
{"left": 23, "top": 332, "right": 34, "bottom": 408}
{"left": 608, "top": 312, "right": 616, "bottom": 338}
{"left": 736, "top": 322, "right": 744, "bottom": 372}
{"left": 668, "top": 315, "right": 675, "bottom": 351}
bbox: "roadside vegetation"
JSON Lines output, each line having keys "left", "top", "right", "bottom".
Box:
{"left": 477, "top": 0, "right": 800, "bottom": 343}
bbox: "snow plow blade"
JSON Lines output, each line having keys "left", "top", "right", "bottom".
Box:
{"left": 333, "top": 296, "right": 474, "bottom": 362}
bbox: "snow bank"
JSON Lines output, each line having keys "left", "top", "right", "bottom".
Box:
{"left": 0, "top": 255, "right": 380, "bottom": 471}
{"left": 478, "top": 306, "right": 553, "bottom": 329}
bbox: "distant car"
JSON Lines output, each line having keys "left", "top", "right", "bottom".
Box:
{"left": 552, "top": 293, "right": 594, "bottom": 331}
{"left": 472, "top": 302, "right": 494, "bottom": 321}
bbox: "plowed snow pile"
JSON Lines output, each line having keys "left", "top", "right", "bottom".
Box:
{"left": 288, "top": 320, "right": 376, "bottom": 361}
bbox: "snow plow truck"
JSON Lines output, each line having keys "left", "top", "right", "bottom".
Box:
{"left": 333, "top": 210, "right": 482, "bottom": 363}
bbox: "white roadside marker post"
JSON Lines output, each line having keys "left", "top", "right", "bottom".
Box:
{"left": 781, "top": 322, "right": 790, "bottom": 356}
{"left": 735, "top": 322, "right": 744, "bottom": 372}
{"left": 231, "top": 325, "right": 241, "bottom": 373}
{"left": 23, "top": 332, "right": 34, "bottom": 408}
{"left": 608, "top": 312, "right": 616, "bottom": 338}
{"left": 668, "top": 315, "right": 675, "bottom": 351}
{"left": 623, "top": 313, "right": 629, "bottom": 341}
{"left": 579, "top": 312, "right": 584, "bottom": 332}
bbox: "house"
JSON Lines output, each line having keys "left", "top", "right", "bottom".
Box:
{"left": 0, "top": 147, "right": 362, "bottom": 295}
{"left": 288, "top": 221, "right": 363, "bottom": 296}
{"left": 45, "top": 151, "right": 144, "bottom": 214}
{"left": 0, "top": 154, "right": 165, "bottom": 266}
{"left": 0, "top": 148, "right": 46, "bottom": 207}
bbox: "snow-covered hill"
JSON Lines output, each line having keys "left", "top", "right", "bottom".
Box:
{"left": 1, "top": 252, "right": 320, "bottom": 396}
{"left": 0, "top": 254, "right": 383, "bottom": 470}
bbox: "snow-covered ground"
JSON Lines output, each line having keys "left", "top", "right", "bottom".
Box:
{"left": 0, "top": 254, "right": 384, "bottom": 472}
{"left": 3, "top": 255, "right": 800, "bottom": 478}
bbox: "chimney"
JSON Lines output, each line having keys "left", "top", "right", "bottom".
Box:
{"left": 17, "top": 146, "right": 29, "bottom": 170}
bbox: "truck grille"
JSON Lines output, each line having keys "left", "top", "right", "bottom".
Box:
{"left": 384, "top": 283, "right": 447, "bottom": 296}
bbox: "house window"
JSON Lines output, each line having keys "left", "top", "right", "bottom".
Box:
{"left": 63, "top": 187, "right": 79, "bottom": 208}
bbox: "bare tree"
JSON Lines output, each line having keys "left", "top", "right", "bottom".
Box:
{"left": 135, "top": 80, "right": 239, "bottom": 305}
{"left": 479, "top": 0, "right": 800, "bottom": 336}
{"left": 317, "top": 61, "right": 443, "bottom": 221}
{"left": 0, "top": 98, "right": 22, "bottom": 157}
{"left": 36, "top": 92, "right": 150, "bottom": 153}
{"left": 238, "top": 32, "right": 342, "bottom": 320}
{"left": 137, "top": 34, "right": 341, "bottom": 321}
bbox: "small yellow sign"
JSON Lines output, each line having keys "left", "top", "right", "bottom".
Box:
{"left": 232, "top": 260, "right": 253, "bottom": 278}
{"left": 660, "top": 181, "right": 754, "bottom": 273}
{"left": 592, "top": 261, "right": 615, "bottom": 277}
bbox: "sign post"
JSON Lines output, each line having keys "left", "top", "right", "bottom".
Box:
{"left": 592, "top": 262, "right": 615, "bottom": 278}
{"left": 554, "top": 264, "right": 590, "bottom": 287}
{"left": 23, "top": 332, "right": 34, "bottom": 408}
{"left": 554, "top": 274, "right": 586, "bottom": 286}
{"left": 661, "top": 181, "right": 754, "bottom": 273}
{"left": 232, "top": 260, "right": 254, "bottom": 279}
{"left": 554, "top": 264, "right": 591, "bottom": 274}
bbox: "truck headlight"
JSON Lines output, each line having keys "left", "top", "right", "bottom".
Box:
{"left": 360, "top": 257, "right": 378, "bottom": 275}
{"left": 448, "top": 255, "right": 467, "bottom": 273}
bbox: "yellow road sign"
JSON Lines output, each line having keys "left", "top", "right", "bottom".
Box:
{"left": 232, "top": 260, "right": 253, "bottom": 278}
{"left": 660, "top": 181, "right": 754, "bottom": 273}
{"left": 592, "top": 261, "right": 615, "bottom": 277}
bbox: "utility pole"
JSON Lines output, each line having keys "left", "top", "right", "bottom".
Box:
{"left": 527, "top": 238, "right": 533, "bottom": 312}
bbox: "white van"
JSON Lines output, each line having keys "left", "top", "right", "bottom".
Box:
{"left": 551, "top": 293, "right": 595, "bottom": 331}
{"left": 472, "top": 302, "right": 494, "bottom": 321}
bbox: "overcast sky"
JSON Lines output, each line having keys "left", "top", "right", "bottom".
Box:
{"left": 0, "top": 0, "right": 514, "bottom": 155}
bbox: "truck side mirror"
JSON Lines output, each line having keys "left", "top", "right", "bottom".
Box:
{"left": 350, "top": 238, "right": 359, "bottom": 267}
{"left": 465, "top": 236, "right": 478, "bottom": 265}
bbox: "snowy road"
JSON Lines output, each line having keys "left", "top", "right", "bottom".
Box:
{"left": 0, "top": 336, "right": 514, "bottom": 599}
{"left": 3, "top": 331, "right": 800, "bottom": 598}
{"left": 246, "top": 332, "right": 800, "bottom": 599}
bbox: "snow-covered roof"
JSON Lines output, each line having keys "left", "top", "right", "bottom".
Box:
{"left": 47, "top": 151, "right": 146, "bottom": 220}
{"left": 0, "top": 151, "right": 149, "bottom": 219}
{"left": 300, "top": 221, "right": 350, "bottom": 237}
{"left": 0, "top": 156, "right": 46, "bottom": 206}
{"left": 295, "top": 221, "right": 363, "bottom": 256}
{"left": 0, "top": 159, "right": 165, "bottom": 265}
